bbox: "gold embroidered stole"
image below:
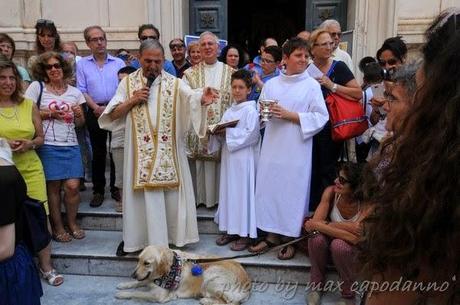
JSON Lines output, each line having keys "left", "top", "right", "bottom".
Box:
{"left": 183, "top": 62, "right": 234, "bottom": 160}
{"left": 127, "top": 70, "right": 180, "bottom": 189}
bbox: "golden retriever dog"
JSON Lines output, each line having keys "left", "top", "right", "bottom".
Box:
{"left": 115, "top": 245, "right": 251, "bottom": 304}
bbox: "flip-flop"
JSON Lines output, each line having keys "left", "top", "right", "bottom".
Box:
{"left": 230, "top": 238, "right": 250, "bottom": 251}
{"left": 69, "top": 229, "right": 85, "bottom": 240}
{"left": 53, "top": 232, "right": 72, "bottom": 242}
{"left": 248, "top": 239, "right": 277, "bottom": 253}
{"left": 215, "top": 234, "right": 240, "bottom": 246}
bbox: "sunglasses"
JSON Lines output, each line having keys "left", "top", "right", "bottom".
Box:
{"left": 43, "top": 63, "right": 62, "bottom": 70}
{"left": 140, "top": 36, "right": 158, "bottom": 41}
{"left": 379, "top": 58, "right": 399, "bottom": 67}
{"left": 170, "top": 44, "right": 185, "bottom": 50}
{"left": 330, "top": 32, "right": 342, "bottom": 38}
{"left": 36, "top": 19, "right": 54, "bottom": 27}
{"left": 337, "top": 175, "right": 350, "bottom": 185}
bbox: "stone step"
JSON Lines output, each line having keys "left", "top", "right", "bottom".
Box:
{"left": 41, "top": 274, "right": 357, "bottom": 305}
{"left": 71, "top": 188, "right": 219, "bottom": 234}
{"left": 51, "top": 230, "right": 327, "bottom": 285}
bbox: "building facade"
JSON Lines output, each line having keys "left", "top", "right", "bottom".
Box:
{"left": 1, "top": 0, "right": 459, "bottom": 72}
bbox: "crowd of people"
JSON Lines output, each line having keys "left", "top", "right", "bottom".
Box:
{"left": 0, "top": 8, "right": 458, "bottom": 305}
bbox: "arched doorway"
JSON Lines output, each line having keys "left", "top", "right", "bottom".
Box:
{"left": 228, "top": 0, "right": 306, "bottom": 59}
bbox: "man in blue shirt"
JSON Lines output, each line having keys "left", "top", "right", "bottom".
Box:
{"left": 130, "top": 24, "right": 176, "bottom": 76}
{"left": 76, "top": 25, "right": 125, "bottom": 207}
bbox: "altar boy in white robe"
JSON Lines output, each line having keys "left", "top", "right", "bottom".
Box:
{"left": 248, "top": 37, "right": 329, "bottom": 259}
{"left": 208, "top": 69, "right": 260, "bottom": 251}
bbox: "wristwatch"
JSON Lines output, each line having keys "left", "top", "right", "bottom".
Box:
{"left": 331, "top": 83, "right": 338, "bottom": 93}
{"left": 31, "top": 143, "right": 37, "bottom": 150}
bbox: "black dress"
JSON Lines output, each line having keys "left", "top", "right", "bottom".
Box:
{"left": 0, "top": 165, "right": 43, "bottom": 305}
{"left": 309, "top": 60, "right": 355, "bottom": 211}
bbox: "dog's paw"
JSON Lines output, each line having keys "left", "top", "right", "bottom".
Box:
{"left": 200, "top": 298, "right": 225, "bottom": 305}
{"left": 115, "top": 291, "right": 133, "bottom": 299}
{"left": 117, "top": 282, "right": 135, "bottom": 290}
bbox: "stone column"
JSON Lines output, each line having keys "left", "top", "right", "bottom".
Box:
{"left": 148, "top": 0, "right": 188, "bottom": 59}
{"left": 352, "top": 0, "right": 397, "bottom": 76}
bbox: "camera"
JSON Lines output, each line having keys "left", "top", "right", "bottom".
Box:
{"left": 359, "top": 57, "right": 396, "bottom": 83}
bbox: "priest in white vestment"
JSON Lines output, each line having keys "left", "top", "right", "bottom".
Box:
{"left": 98, "top": 40, "right": 216, "bottom": 252}
{"left": 249, "top": 37, "right": 329, "bottom": 259}
{"left": 183, "top": 31, "right": 234, "bottom": 208}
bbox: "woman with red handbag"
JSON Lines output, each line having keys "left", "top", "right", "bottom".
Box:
{"left": 307, "top": 29, "right": 362, "bottom": 212}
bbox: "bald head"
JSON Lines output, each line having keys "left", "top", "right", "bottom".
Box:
{"left": 297, "top": 31, "right": 311, "bottom": 41}
{"left": 139, "top": 39, "right": 164, "bottom": 78}
{"left": 139, "top": 39, "right": 164, "bottom": 56}
{"left": 199, "top": 31, "right": 219, "bottom": 44}
{"left": 199, "top": 31, "right": 219, "bottom": 64}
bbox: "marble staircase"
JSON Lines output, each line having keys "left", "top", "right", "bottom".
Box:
{"left": 41, "top": 185, "right": 359, "bottom": 305}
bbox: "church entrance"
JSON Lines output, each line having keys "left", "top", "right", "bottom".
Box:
{"left": 189, "top": 0, "right": 349, "bottom": 61}
{"left": 228, "top": 0, "right": 306, "bottom": 59}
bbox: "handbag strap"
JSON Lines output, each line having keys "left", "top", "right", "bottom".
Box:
{"left": 36, "top": 81, "right": 44, "bottom": 109}
{"left": 326, "top": 60, "right": 338, "bottom": 78}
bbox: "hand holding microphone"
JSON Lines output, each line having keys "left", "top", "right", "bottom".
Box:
{"left": 131, "top": 74, "right": 157, "bottom": 106}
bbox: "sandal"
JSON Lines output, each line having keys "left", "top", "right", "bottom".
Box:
{"left": 53, "top": 232, "right": 72, "bottom": 242}
{"left": 69, "top": 229, "right": 85, "bottom": 240}
{"left": 230, "top": 237, "right": 250, "bottom": 251}
{"left": 40, "top": 268, "right": 64, "bottom": 286}
{"left": 277, "top": 244, "right": 296, "bottom": 260}
{"left": 215, "top": 234, "right": 239, "bottom": 246}
{"left": 248, "top": 239, "right": 277, "bottom": 253}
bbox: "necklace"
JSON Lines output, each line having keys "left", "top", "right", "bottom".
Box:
{"left": 48, "top": 83, "right": 67, "bottom": 96}
{"left": 0, "top": 105, "right": 18, "bottom": 121}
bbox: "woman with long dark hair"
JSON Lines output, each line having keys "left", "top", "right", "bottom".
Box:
{"left": 27, "top": 19, "right": 62, "bottom": 75}
{"left": 360, "top": 9, "right": 460, "bottom": 305}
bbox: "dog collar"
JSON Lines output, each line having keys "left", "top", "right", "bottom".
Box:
{"left": 153, "top": 251, "right": 182, "bottom": 290}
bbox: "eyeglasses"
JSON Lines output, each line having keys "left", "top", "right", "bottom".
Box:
{"left": 43, "top": 63, "right": 62, "bottom": 70}
{"left": 260, "top": 57, "right": 275, "bottom": 64}
{"left": 337, "top": 175, "right": 350, "bottom": 185}
{"left": 36, "top": 19, "right": 54, "bottom": 27}
{"left": 88, "top": 37, "right": 106, "bottom": 43}
{"left": 313, "top": 41, "right": 334, "bottom": 48}
{"left": 378, "top": 58, "right": 399, "bottom": 67}
{"left": 383, "top": 91, "right": 398, "bottom": 104}
{"left": 170, "top": 44, "right": 185, "bottom": 50}
{"left": 140, "top": 36, "right": 158, "bottom": 41}
{"left": 330, "top": 32, "right": 342, "bottom": 38}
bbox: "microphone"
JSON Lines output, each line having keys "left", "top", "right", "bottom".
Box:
{"left": 146, "top": 74, "right": 157, "bottom": 88}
